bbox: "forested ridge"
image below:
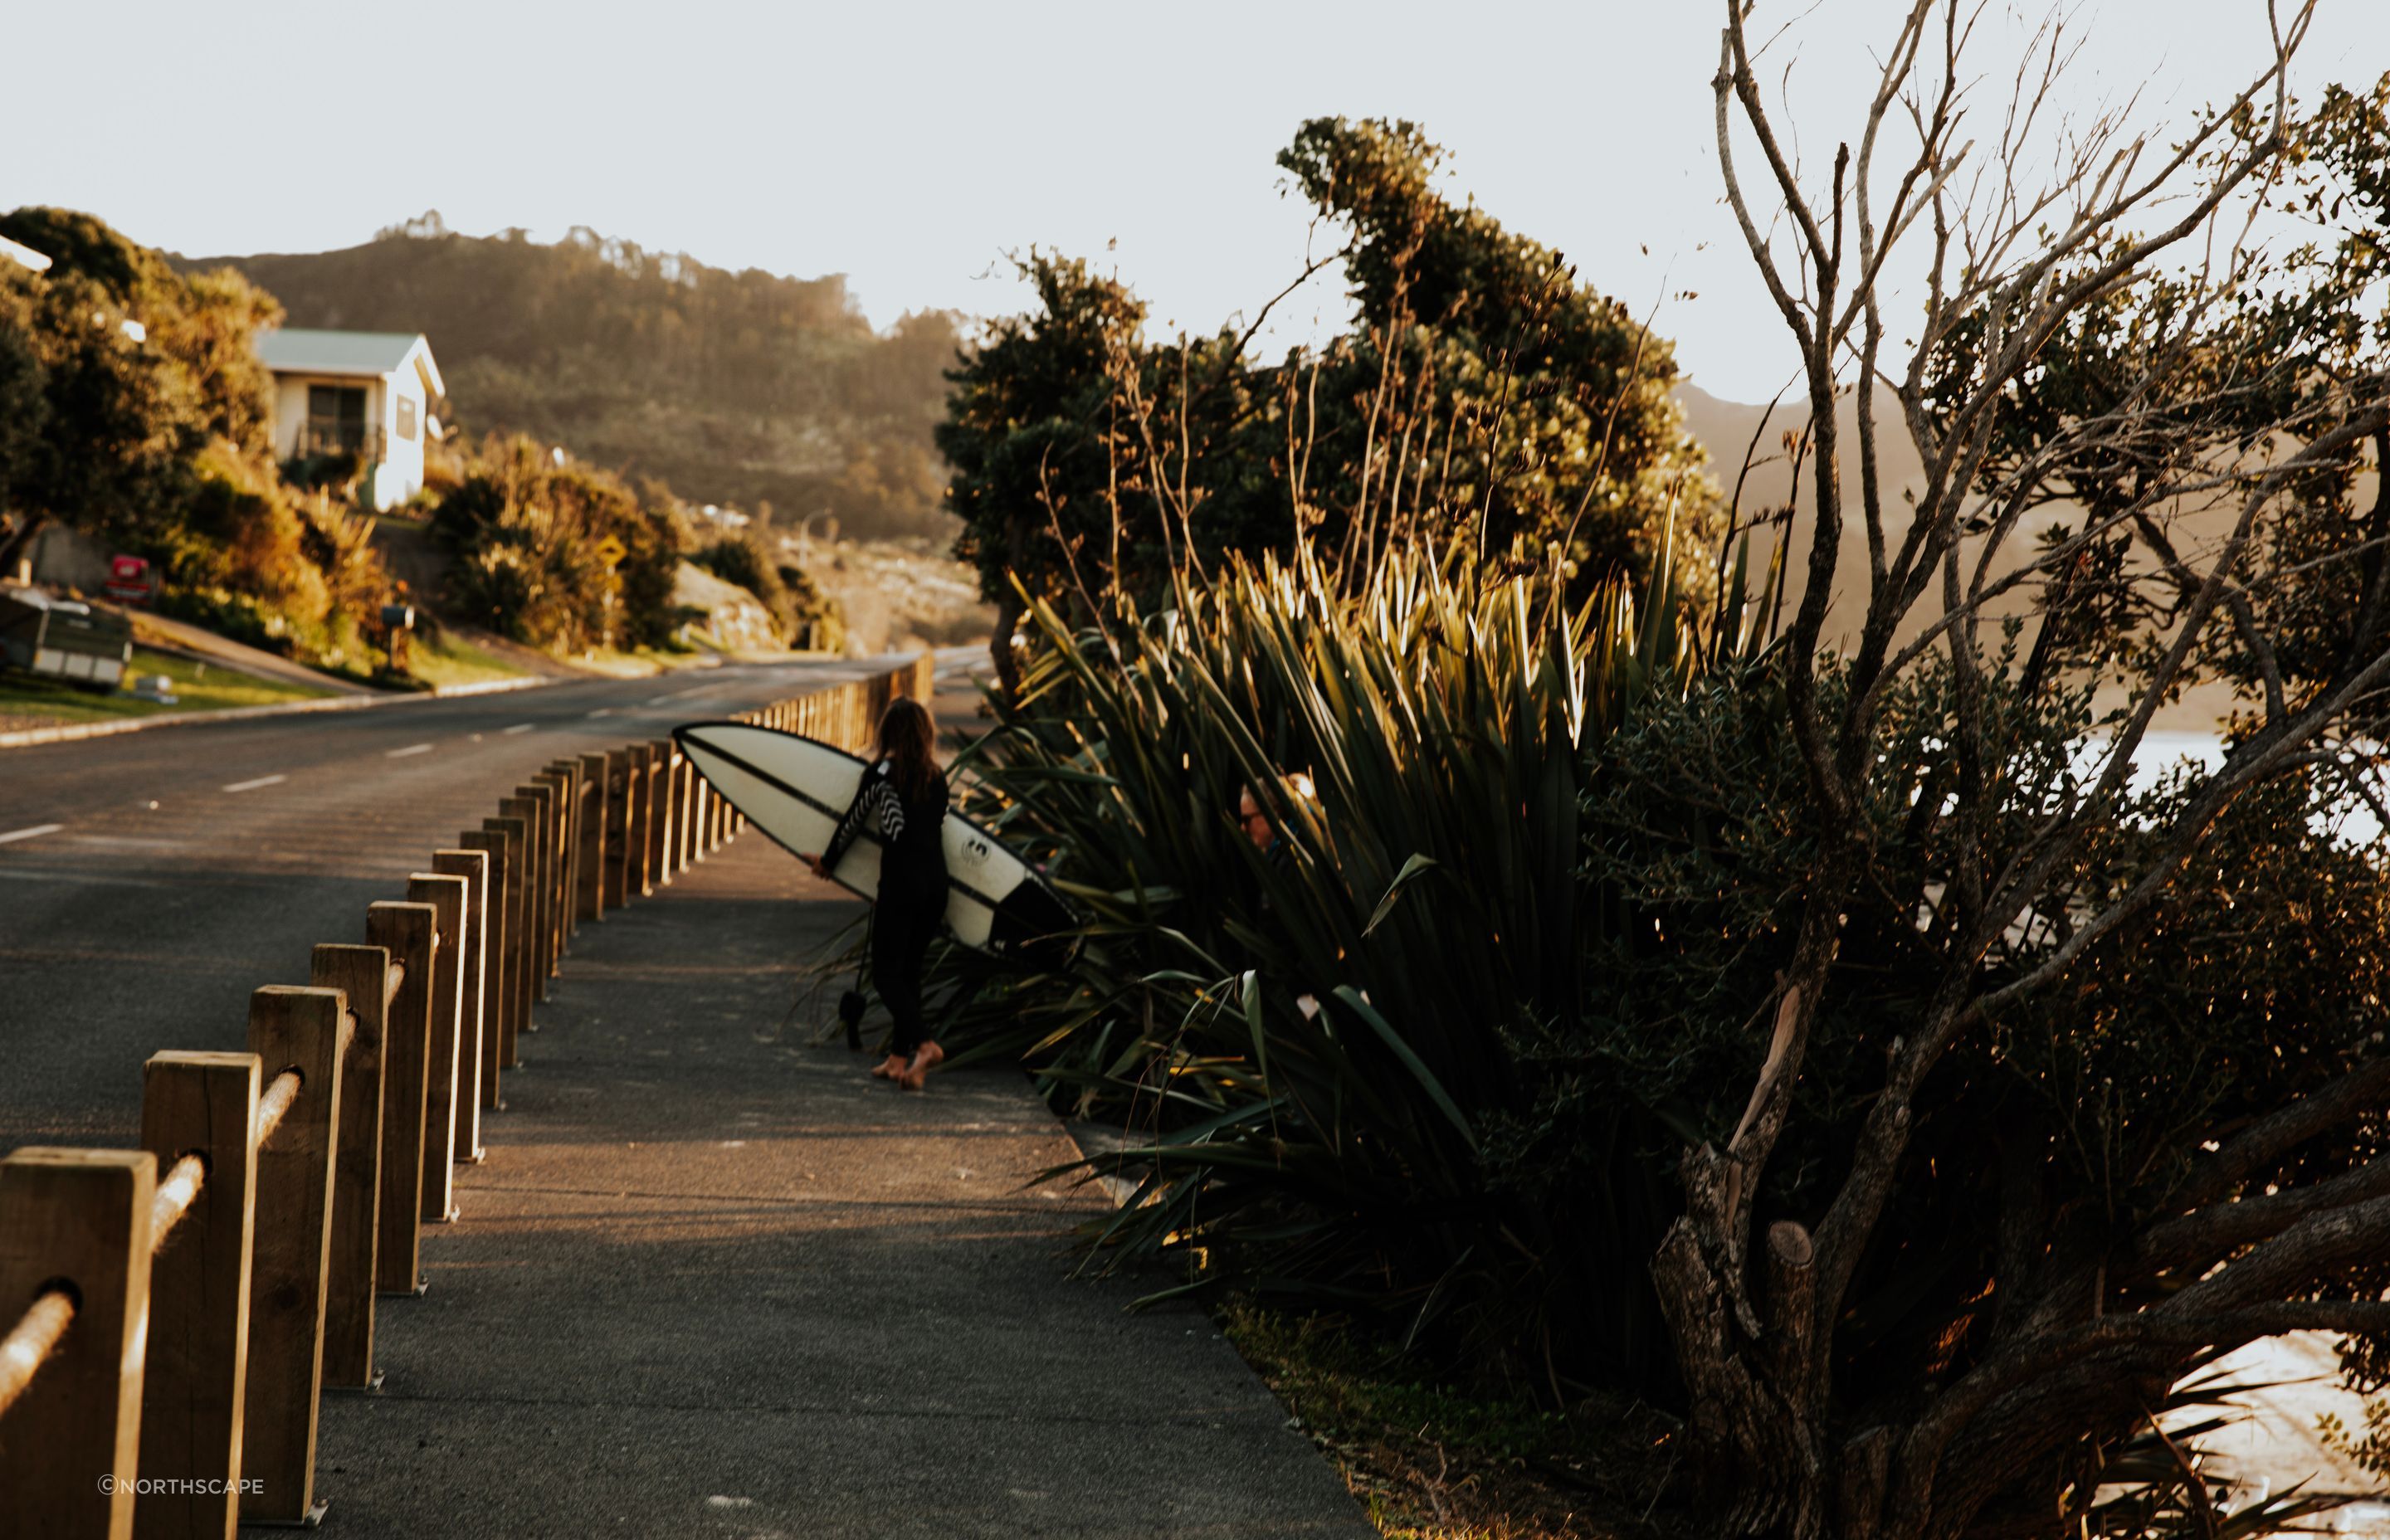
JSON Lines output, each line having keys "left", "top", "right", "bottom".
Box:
{"left": 180, "top": 215, "right": 960, "bottom": 539}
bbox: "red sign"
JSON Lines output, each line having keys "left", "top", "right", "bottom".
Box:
{"left": 104, "top": 554, "right": 154, "bottom": 604}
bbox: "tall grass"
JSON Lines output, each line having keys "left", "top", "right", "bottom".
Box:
{"left": 929, "top": 537, "right": 1778, "bottom": 1391}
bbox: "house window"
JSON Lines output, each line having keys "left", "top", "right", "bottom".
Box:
{"left": 306, "top": 384, "right": 368, "bottom": 452}
{"left": 394, "top": 395, "right": 418, "bottom": 443}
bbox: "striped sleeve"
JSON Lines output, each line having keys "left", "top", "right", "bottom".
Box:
{"left": 822, "top": 764, "right": 895, "bottom": 870}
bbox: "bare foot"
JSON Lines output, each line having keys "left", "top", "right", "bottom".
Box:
{"left": 898, "top": 1042, "right": 944, "bottom": 1092}
{"left": 870, "top": 1054, "right": 908, "bottom": 1079}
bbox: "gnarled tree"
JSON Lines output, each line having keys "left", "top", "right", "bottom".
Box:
{"left": 1665, "top": 2, "right": 2390, "bottom": 1534}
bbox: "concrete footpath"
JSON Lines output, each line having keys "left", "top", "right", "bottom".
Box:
{"left": 312, "top": 821, "right": 1373, "bottom": 1538}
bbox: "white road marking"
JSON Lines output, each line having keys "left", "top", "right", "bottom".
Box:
{"left": 502, "top": 723, "right": 535, "bottom": 735}
{"left": 584, "top": 708, "right": 616, "bottom": 719}
{"left": 0, "top": 823, "right": 65, "bottom": 846}
{"left": 386, "top": 743, "right": 435, "bottom": 758}
{"left": 222, "top": 774, "right": 287, "bottom": 793}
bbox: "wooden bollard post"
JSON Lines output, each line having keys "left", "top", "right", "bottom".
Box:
{"left": 456, "top": 830, "right": 511, "bottom": 1114}
{"left": 431, "top": 850, "right": 489, "bottom": 1164}
{"left": 510, "top": 782, "right": 551, "bottom": 982}
{"left": 599, "top": 749, "right": 631, "bottom": 908}
{"left": 311, "top": 943, "right": 390, "bottom": 1390}
{"left": 576, "top": 753, "right": 609, "bottom": 922}
{"left": 518, "top": 786, "right": 554, "bottom": 993}
{"left": 480, "top": 816, "right": 529, "bottom": 1064}
{"left": 654, "top": 744, "right": 680, "bottom": 886}
{"left": 667, "top": 749, "right": 688, "bottom": 876}
{"left": 651, "top": 742, "right": 674, "bottom": 888}
{"left": 514, "top": 789, "right": 549, "bottom": 994}
{"left": 544, "top": 759, "right": 582, "bottom": 943}
{"left": 0, "top": 1148, "right": 155, "bottom": 1540}
{"left": 616, "top": 751, "right": 646, "bottom": 905}
{"left": 499, "top": 792, "right": 550, "bottom": 1006}
{"left": 364, "top": 901, "right": 436, "bottom": 1296}
{"left": 405, "top": 874, "right": 467, "bottom": 1225}
{"left": 529, "top": 773, "right": 569, "bottom": 968}
{"left": 531, "top": 769, "right": 571, "bottom": 962}
{"left": 638, "top": 742, "right": 666, "bottom": 895}
{"left": 135, "top": 1050, "right": 261, "bottom": 1540}
{"left": 629, "top": 743, "right": 651, "bottom": 891}
{"left": 241, "top": 987, "right": 346, "bottom": 1528}
{"left": 628, "top": 743, "right": 653, "bottom": 896}
{"left": 676, "top": 743, "right": 695, "bottom": 876}
{"left": 677, "top": 748, "right": 699, "bottom": 873}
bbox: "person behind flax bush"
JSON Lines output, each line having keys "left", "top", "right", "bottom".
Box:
{"left": 811, "top": 699, "right": 950, "bottom": 1090}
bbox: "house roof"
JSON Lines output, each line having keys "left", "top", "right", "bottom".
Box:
{"left": 255, "top": 329, "right": 443, "bottom": 397}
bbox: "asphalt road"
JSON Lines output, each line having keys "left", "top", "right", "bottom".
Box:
{"left": 0, "top": 655, "right": 919, "bottom": 1148}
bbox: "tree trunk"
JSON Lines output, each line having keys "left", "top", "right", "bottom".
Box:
{"left": 989, "top": 587, "right": 1024, "bottom": 709}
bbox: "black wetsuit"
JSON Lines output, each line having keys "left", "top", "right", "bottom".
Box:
{"left": 824, "top": 758, "right": 950, "bottom": 1058}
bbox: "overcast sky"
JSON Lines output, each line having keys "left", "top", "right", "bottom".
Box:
{"left": 9, "top": 1, "right": 2383, "bottom": 402}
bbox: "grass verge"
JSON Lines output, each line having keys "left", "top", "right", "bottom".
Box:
{"left": 0, "top": 646, "right": 334, "bottom": 726}
{"left": 406, "top": 628, "right": 534, "bottom": 690}
{"left": 1218, "top": 1301, "right": 1685, "bottom": 1540}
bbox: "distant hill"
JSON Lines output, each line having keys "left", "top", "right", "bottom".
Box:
{"left": 181, "top": 215, "right": 961, "bottom": 539}
{"left": 1672, "top": 381, "right": 2256, "bottom": 731}
{"left": 1675, "top": 380, "right": 1933, "bottom": 643}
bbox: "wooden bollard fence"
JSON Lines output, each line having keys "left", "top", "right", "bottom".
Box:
{"left": 314, "top": 943, "right": 393, "bottom": 1390}
{"left": 432, "top": 850, "right": 490, "bottom": 1165}
{"left": 366, "top": 900, "right": 436, "bottom": 1297}
{"left": 134, "top": 1050, "right": 260, "bottom": 1540}
{"left": 240, "top": 986, "right": 346, "bottom": 1528}
{"left": 0, "top": 1148, "right": 155, "bottom": 1540}
{"left": 0, "top": 660, "right": 944, "bottom": 1533}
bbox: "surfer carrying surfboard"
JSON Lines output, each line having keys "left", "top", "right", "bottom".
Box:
{"left": 809, "top": 698, "right": 952, "bottom": 1090}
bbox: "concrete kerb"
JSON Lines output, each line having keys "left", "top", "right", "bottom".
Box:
{"left": 0, "top": 675, "right": 554, "bottom": 751}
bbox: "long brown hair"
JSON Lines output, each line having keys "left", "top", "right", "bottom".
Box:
{"left": 875, "top": 698, "right": 939, "bottom": 802}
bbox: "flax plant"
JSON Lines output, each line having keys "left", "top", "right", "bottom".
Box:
{"left": 929, "top": 535, "right": 1779, "bottom": 1386}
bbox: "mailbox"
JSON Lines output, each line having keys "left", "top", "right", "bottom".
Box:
{"left": 103, "top": 554, "right": 154, "bottom": 604}
{"left": 0, "top": 587, "right": 134, "bottom": 690}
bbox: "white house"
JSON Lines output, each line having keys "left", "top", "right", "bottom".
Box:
{"left": 254, "top": 329, "right": 444, "bottom": 511}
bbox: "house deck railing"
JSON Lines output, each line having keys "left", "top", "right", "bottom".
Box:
{"left": 292, "top": 423, "right": 387, "bottom": 461}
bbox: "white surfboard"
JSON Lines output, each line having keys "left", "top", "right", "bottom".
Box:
{"left": 672, "top": 720, "right": 1076, "bottom": 963}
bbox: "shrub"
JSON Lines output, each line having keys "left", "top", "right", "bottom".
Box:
{"left": 916, "top": 537, "right": 1773, "bottom": 1391}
